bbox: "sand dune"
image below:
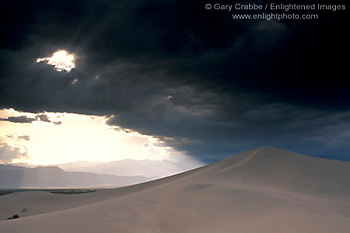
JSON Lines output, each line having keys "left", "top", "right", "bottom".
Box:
{"left": 1, "top": 147, "right": 349, "bottom": 233}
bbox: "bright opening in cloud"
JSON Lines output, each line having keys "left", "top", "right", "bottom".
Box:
{"left": 0, "top": 109, "right": 202, "bottom": 168}
{"left": 37, "top": 50, "right": 75, "bottom": 72}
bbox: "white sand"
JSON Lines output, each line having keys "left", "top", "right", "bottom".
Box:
{"left": 1, "top": 147, "right": 349, "bottom": 233}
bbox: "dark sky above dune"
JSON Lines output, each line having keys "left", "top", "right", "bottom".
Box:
{"left": 0, "top": 0, "right": 349, "bottom": 162}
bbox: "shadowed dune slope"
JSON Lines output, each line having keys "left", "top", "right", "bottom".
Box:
{"left": 1, "top": 147, "right": 349, "bottom": 233}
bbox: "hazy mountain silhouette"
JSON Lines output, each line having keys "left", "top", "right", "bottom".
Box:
{"left": 58, "top": 159, "right": 202, "bottom": 179}
{"left": 0, "top": 164, "right": 149, "bottom": 188}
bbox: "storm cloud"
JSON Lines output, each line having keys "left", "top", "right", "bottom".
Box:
{"left": 0, "top": 0, "right": 349, "bottom": 161}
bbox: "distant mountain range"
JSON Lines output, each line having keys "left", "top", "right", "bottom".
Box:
{"left": 0, "top": 159, "right": 203, "bottom": 188}
{"left": 0, "top": 164, "right": 149, "bottom": 188}
{"left": 56, "top": 159, "right": 202, "bottom": 179}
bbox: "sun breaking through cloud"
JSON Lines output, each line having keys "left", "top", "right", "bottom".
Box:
{"left": 37, "top": 50, "right": 75, "bottom": 72}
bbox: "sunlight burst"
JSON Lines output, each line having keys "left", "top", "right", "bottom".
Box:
{"left": 37, "top": 50, "right": 75, "bottom": 72}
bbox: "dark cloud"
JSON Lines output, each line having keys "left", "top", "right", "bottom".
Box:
{"left": 0, "top": 142, "right": 29, "bottom": 163}
{"left": 39, "top": 114, "right": 62, "bottom": 125}
{"left": 0, "top": 0, "right": 349, "bottom": 161}
{"left": 0, "top": 114, "right": 61, "bottom": 125}
{"left": 107, "top": 95, "right": 350, "bottom": 161}
{"left": 18, "top": 135, "right": 30, "bottom": 141}
{"left": 38, "top": 114, "right": 50, "bottom": 122}
{"left": 0, "top": 116, "right": 37, "bottom": 124}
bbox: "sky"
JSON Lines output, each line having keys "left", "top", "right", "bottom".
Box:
{"left": 0, "top": 0, "right": 349, "bottom": 165}
{"left": 0, "top": 108, "right": 196, "bottom": 165}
